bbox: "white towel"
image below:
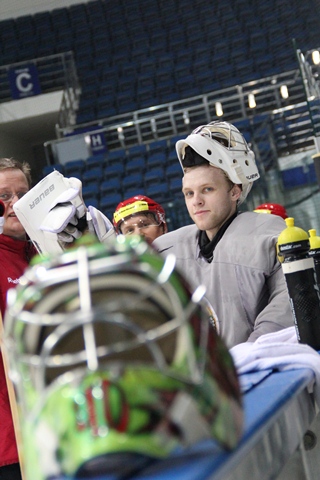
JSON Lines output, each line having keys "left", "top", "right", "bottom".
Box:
{"left": 230, "top": 326, "right": 320, "bottom": 407}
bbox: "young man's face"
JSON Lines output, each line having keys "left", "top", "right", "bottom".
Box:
{"left": 182, "top": 165, "right": 241, "bottom": 240}
{"left": 119, "top": 213, "right": 166, "bottom": 244}
{"left": 0, "top": 169, "right": 29, "bottom": 240}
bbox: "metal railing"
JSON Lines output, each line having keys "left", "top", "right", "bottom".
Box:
{"left": 54, "top": 68, "right": 307, "bottom": 151}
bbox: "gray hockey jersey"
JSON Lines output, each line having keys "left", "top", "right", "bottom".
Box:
{"left": 153, "top": 212, "right": 293, "bottom": 348}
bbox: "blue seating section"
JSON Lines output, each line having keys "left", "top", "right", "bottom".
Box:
{"left": 281, "top": 163, "right": 317, "bottom": 189}
{"left": 1, "top": 0, "right": 319, "bottom": 119}
{"left": 42, "top": 138, "right": 185, "bottom": 216}
{"left": 5, "top": 1, "right": 320, "bottom": 229}
{"left": 42, "top": 111, "right": 308, "bottom": 217}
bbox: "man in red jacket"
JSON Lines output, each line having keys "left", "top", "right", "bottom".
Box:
{"left": 0, "top": 157, "right": 37, "bottom": 480}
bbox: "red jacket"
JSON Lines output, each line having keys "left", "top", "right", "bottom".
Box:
{"left": 0, "top": 234, "right": 36, "bottom": 467}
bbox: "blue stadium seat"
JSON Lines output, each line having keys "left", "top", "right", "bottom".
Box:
{"left": 144, "top": 167, "right": 165, "bottom": 187}
{"left": 105, "top": 149, "right": 127, "bottom": 166}
{"left": 82, "top": 166, "right": 103, "bottom": 185}
{"left": 118, "top": 97, "right": 137, "bottom": 114}
{"left": 64, "top": 159, "right": 86, "bottom": 177}
{"left": 96, "top": 106, "right": 117, "bottom": 119}
{"left": 147, "top": 139, "right": 168, "bottom": 156}
{"left": 156, "top": 67, "right": 173, "bottom": 84}
{"left": 166, "top": 163, "right": 182, "bottom": 180}
{"left": 117, "top": 77, "right": 135, "bottom": 94}
{"left": 169, "top": 135, "right": 186, "bottom": 148}
{"left": 100, "top": 178, "right": 122, "bottom": 196}
{"left": 281, "top": 166, "right": 314, "bottom": 189}
{"left": 147, "top": 152, "right": 167, "bottom": 169}
{"left": 145, "top": 182, "right": 169, "bottom": 203}
{"left": 138, "top": 87, "right": 159, "bottom": 109}
{"left": 175, "top": 74, "right": 196, "bottom": 94}
{"left": 139, "top": 58, "right": 156, "bottom": 74}
{"left": 51, "top": 8, "right": 70, "bottom": 29}
{"left": 156, "top": 79, "right": 176, "bottom": 100}
{"left": 169, "top": 177, "right": 182, "bottom": 196}
{"left": 76, "top": 109, "right": 96, "bottom": 125}
{"left": 104, "top": 164, "right": 125, "bottom": 180}
{"left": 181, "top": 85, "right": 201, "bottom": 98}
{"left": 125, "top": 157, "right": 147, "bottom": 175}
{"left": 84, "top": 197, "right": 100, "bottom": 209}
{"left": 122, "top": 173, "right": 144, "bottom": 191}
{"left": 127, "top": 144, "right": 147, "bottom": 160}
{"left": 85, "top": 154, "right": 106, "bottom": 170}
{"left": 42, "top": 164, "right": 65, "bottom": 177}
{"left": 122, "top": 187, "right": 146, "bottom": 198}
{"left": 82, "top": 184, "right": 100, "bottom": 203}
{"left": 137, "top": 74, "right": 154, "bottom": 91}
{"left": 99, "top": 193, "right": 122, "bottom": 215}
{"left": 121, "top": 61, "right": 138, "bottom": 78}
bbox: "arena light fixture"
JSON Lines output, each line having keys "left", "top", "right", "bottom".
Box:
{"left": 248, "top": 93, "right": 256, "bottom": 109}
{"left": 117, "top": 126, "right": 124, "bottom": 141}
{"left": 312, "top": 50, "right": 320, "bottom": 65}
{"left": 280, "top": 85, "right": 289, "bottom": 99}
{"left": 183, "top": 111, "right": 190, "bottom": 124}
{"left": 215, "top": 102, "right": 223, "bottom": 116}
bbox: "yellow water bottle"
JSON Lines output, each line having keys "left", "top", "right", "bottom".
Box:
{"left": 309, "top": 229, "right": 320, "bottom": 292}
{"left": 278, "top": 218, "right": 320, "bottom": 350}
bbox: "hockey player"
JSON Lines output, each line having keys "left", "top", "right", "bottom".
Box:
{"left": 113, "top": 195, "right": 167, "bottom": 243}
{"left": 153, "top": 121, "right": 293, "bottom": 348}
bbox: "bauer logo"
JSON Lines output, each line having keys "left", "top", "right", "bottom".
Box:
{"left": 246, "top": 173, "right": 259, "bottom": 180}
{"left": 29, "top": 184, "right": 55, "bottom": 209}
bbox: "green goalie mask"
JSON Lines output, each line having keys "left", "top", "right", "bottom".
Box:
{"left": 4, "top": 235, "right": 243, "bottom": 480}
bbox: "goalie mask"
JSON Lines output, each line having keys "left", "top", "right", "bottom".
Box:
{"left": 176, "top": 121, "right": 260, "bottom": 205}
{"left": 4, "top": 236, "right": 243, "bottom": 480}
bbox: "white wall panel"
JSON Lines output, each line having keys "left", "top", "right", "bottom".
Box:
{"left": 0, "top": 0, "right": 89, "bottom": 21}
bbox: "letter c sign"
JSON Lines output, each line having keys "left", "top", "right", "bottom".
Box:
{"left": 17, "top": 72, "right": 33, "bottom": 93}
{"left": 8, "top": 64, "right": 41, "bottom": 100}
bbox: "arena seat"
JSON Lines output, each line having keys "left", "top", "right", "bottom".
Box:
{"left": 99, "top": 178, "right": 121, "bottom": 196}
{"left": 125, "top": 157, "right": 147, "bottom": 175}
{"left": 122, "top": 173, "right": 144, "bottom": 191}
{"left": 145, "top": 182, "right": 170, "bottom": 203}
{"left": 99, "top": 193, "right": 122, "bottom": 215}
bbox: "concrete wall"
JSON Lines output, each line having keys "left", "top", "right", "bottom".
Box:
{"left": 0, "top": 0, "right": 88, "bottom": 20}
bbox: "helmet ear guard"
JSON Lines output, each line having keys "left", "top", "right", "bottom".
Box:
{"left": 4, "top": 236, "right": 243, "bottom": 479}
{"left": 176, "top": 121, "right": 260, "bottom": 205}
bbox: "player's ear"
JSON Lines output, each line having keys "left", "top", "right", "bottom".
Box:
{"left": 230, "top": 184, "right": 242, "bottom": 201}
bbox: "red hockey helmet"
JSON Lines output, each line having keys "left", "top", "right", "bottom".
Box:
{"left": 113, "top": 195, "right": 166, "bottom": 233}
{"left": 254, "top": 203, "right": 288, "bottom": 219}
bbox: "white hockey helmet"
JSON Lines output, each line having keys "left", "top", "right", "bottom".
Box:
{"left": 176, "top": 121, "right": 260, "bottom": 205}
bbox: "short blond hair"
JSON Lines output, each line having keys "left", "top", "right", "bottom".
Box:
{"left": 0, "top": 157, "right": 32, "bottom": 188}
{"left": 183, "top": 163, "right": 236, "bottom": 190}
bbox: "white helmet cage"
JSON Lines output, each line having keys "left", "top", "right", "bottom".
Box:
{"left": 176, "top": 121, "right": 260, "bottom": 205}
{"left": 3, "top": 236, "right": 243, "bottom": 476}
{"left": 4, "top": 238, "right": 217, "bottom": 396}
